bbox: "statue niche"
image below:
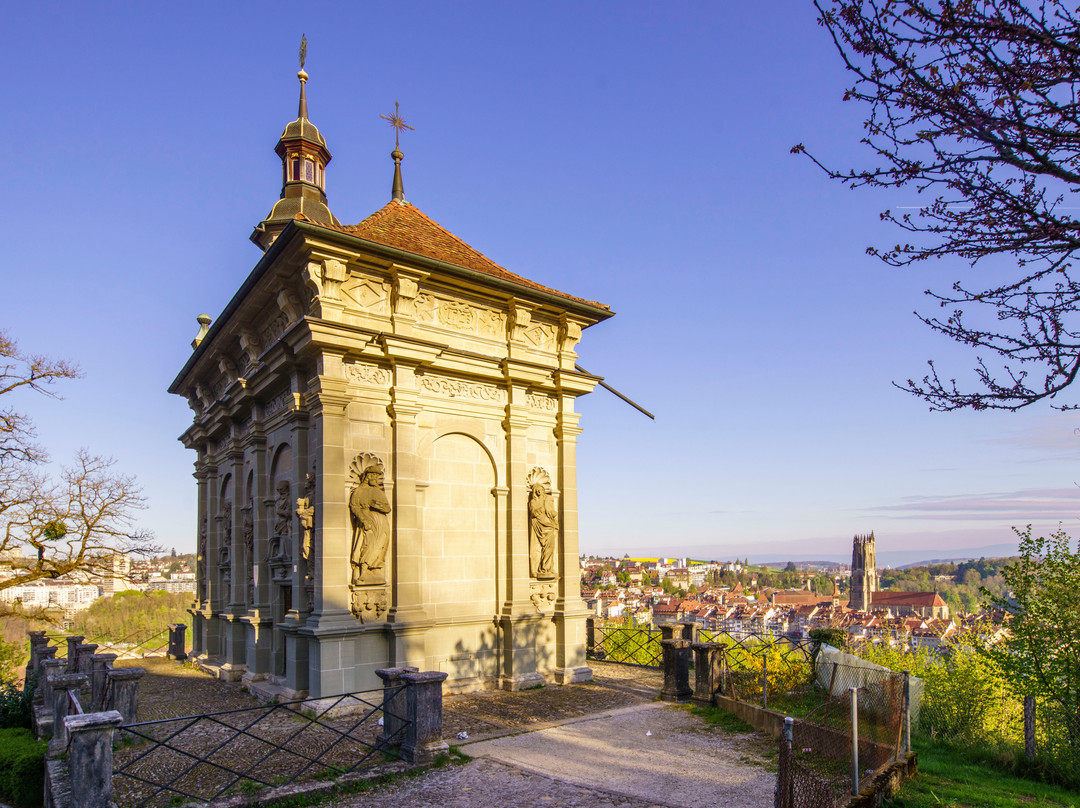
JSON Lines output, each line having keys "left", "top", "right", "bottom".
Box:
{"left": 218, "top": 502, "right": 233, "bottom": 587}
{"left": 348, "top": 454, "right": 391, "bottom": 587}
{"left": 527, "top": 467, "right": 558, "bottom": 580}
{"left": 242, "top": 499, "right": 254, "bottom": 605}
{"left": 296, "top": 472, "right": 316, "bottom": 613}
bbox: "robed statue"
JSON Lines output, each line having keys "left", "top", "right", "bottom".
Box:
{"left": 529, "top": 483, "right": 558, "bottom": 579}
{"left": 350, "top": 466, "right": 391, "bottom": 585}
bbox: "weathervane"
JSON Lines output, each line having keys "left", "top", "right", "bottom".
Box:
{"left": 380, "top": 101, "right": 414, "bottom": 149}
{"left": 299, "top": 34, "right": 307, "bottom": 70}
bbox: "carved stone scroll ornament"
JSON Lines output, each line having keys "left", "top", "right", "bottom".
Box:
{"left": 348, "top": 454, "right": 391, "bottom": 587}
{"left": 351, "top": 589, "right": 387, "bottom": 624}
{"left": 526, "top": 468, "right": 558, "bottom": 580}
{"left": 531, "top": 583, "right": 556, "bottom": 613}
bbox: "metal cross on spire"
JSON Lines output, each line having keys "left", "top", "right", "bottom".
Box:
{"left": 380, "top": 101, "right": 414, "bottom": 149}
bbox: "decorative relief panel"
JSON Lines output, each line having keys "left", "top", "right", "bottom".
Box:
{"left": 523, "top": 322, "right": 557, "bottom": 350}
{"left": 341, "top": 277, "right": 389, "bottom": 314}
{"left": 412, "top": 293, "right": 506, "bottom": 339}
{"left": 264, "top": 390, "right": 293, "bottom": 417}
{"left": 344, "top": 363, "right": 391, "bottom": 386}
{"left": 260, "top": 310, "right": 289, "bottom": 347}
{"left": 418, "top": 375, "right": 507, "bottom": 403}
{"left": 526, "top": 393, "right": 557, "bottom": 412}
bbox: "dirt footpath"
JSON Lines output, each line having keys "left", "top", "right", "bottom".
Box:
{"left": 333, "top": 702, "right": 775, "bottom": 808}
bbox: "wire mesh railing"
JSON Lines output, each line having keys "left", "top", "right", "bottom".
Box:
{"left": 46, "top": 627, "right": 173, "bottom": 659}
{"left": 587, "top": 624, "right": 663, "bottom": 667}
{"left": 112, "top": 687, "right": 407, "bottom": 808}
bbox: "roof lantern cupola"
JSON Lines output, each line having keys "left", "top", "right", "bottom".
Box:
{"left": 251, "top": 36, "right": 340, "bottom": 251}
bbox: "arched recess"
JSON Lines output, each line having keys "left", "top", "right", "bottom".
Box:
{"left": 423, "top": 432, "right": 497, "bottom": 620}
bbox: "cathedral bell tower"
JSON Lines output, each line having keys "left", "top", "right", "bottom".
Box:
{"left": 848, "top": 532, "right": 878, "bottom": 612}
{"left": 251, "top": 37, "right": 340, "bottom": 251}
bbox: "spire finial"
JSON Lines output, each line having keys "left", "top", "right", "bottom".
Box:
{"left": 297, "top": 34, "right": 309, "bottom": 120}
{"left": 381, "top": 101, "right": 414, "bottom": 202}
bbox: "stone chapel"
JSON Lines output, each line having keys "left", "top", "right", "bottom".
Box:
{"left": 168, "top": 57, "right": 612, "bottom": 698}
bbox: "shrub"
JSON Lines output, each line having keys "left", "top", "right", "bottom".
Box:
{"left": 0, "top": 727, "right": 46, "bottom": 808}
{"left": 0, "top": 678, "right": 33, "bottom": 730}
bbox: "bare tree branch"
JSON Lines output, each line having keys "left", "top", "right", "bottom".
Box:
{"left": 798, "top": 0, "right": 1080, "bottom": 410}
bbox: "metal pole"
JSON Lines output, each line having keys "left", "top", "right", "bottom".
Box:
{"left": 1024, "top": 696, "right": 1036, "bottom": 762}
{"left": 776, "top": 716, "right": 794, "bottom": 808}
{"left": 903, "top": 669, "right": 911, "bottom": 755}
{"left": 850, "top": 686, "right": 860, "bottom": 796}
{"left": 763, "top": 652, "right": 769, "bottom": 709}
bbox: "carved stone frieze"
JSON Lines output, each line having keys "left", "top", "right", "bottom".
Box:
{"left": 410, "top": 293, "right": 506, "bottom": 339}
{"left": 523, "top": 322, "right": 557, "bottom": 350}
{"left": 419, "top": 375, "right": 507, "bottom": 403}
{"left": 260, "top": 310, "right": 289, "bottom": 347}
{"left": 526, "top": 393, "right": 557, "bottom": 412}
{"left": 264, "top": 390, "right": 293, "bottom": 417}
{"left": 344, "top": 363, "right": 391, "bottom": 386}
{"left": 439, "top": 300, "right": 476, "bottom": 330}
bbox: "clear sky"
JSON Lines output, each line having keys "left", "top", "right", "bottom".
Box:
{"left": 6, "top": 1, "right": 1078, "bottom": 564}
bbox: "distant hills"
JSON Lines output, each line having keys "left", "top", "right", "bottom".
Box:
{"left": 747, "top": 543, "right": 1020, "bottom": 569}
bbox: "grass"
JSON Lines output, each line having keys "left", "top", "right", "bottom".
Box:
{"left": 688, "top": 704, "right": 756, "bottom": 734}
{"left": 883, "top": 741, "right": 1080, "bottom": 808}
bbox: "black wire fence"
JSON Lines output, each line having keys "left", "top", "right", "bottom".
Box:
{"left": 112, "top": 688, "right": 408, "bottom": 808}
{"left": 45, "top": 628, "right": 173, "bottom": 659}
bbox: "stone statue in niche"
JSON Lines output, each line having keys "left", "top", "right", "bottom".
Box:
{"left": 296, "top": 474, "right": 315, "bottom": 564}
{"left": 274, "top": 481, "right": 292, "bottom": 537}
{"left": 527, "top": 468, "right": 557, "bottom": 580}
{"left": 349, "top": 462, "right": 391, "bottom": 585}
{"left": 242, "top": 499, "right": 254, "bottom": 604}
{"left": 221, "top": 502, "right": 233, "bottom": 551}
{"left": 198, "top": 516, "right": 208, "bottom": 600}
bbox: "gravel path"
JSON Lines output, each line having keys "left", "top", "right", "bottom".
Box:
{"left": 333, "top": 702, "right": 775, "bottom": 808}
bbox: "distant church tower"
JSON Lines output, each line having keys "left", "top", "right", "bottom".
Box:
{"left": 848, "top": 532, "right": 878, "bottom": 612}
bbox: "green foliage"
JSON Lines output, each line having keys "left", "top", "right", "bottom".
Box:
{"left": 0, "top": 678, "right": 33, "bottom": 730}
{"left": 983, "top": 526, "right": 1080, "bottom": 781}
{"left": 70, "top": 589, "right": 191, "bottom": 643}
{"left": 0, "top": 634, "right": 28, "bottom": 682}
{"left": 0, "top": 727, "right": 46, "bottom": 808}
{"left": 808, "top": 627, "right": 847, "bottom": 652}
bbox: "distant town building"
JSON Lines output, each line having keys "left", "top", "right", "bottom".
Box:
{"left": 849, "top": 532, "right": 878, "bottom": 611}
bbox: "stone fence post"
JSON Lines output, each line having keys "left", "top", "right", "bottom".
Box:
{"left": 660, "top": 639, "right": 692, "bottom": 703}
{"left": 376, "top": 666, "right": 418, "bottom": 748}
{"left": 27, "top": 631, "right": 49, "bottom": 692}
{"left": 106, "top": 668, "right": 146, "bottom": 725}
{"left": 691, "top": 642, "right": 721, "bottom": 707}
{"left": 66, "top": 710, "right": 124, "bottom": 808}
{"left": 38, "top": 658, "right": 67, "bottom": 735}
{"left": 400, "top": 671, "right": 449, "bottom": 765}
{"left": 90, "top": 655, "right": 118, "bottom": 713}
{"left": 65, "top": 636, "right": 85, "bottom": 673}
{"left": 585, "top": 617, "right": 595, "bottom": 656}
{"left": 75, "top": 644, "right": 99, "bottom": 678}
{"left": 48, "top": 673, "right": 88, "bottom": 750}
{"left": 775, "top": 716, "right": 794, "bottom": 808}
{"left": 678, "top": 621, "right": 697, "bottom": 643}
{"left": 167, "top": 624, "right": 188, "bottom": 661}
{"left": 36, "top": 648, "right": 58, "bottom": 702}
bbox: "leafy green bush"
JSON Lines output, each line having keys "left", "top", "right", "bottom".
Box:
{"left": 0, "top": 727, "right": 46, "bottom": 807}
{"left": 0, "top": 678, "right": 33, "bottom": 730}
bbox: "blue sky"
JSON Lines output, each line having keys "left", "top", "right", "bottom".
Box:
{"left": 5, "top": 1, "right": 1078, "bottom": 562}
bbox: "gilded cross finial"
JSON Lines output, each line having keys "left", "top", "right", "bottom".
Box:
{"left": 380, "top": 101, "right": 414, "bottom": 149}
{"left": 299, "top": 34, "right": 308, "bottom": 71}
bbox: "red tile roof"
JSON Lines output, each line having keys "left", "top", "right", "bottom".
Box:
{"left": 296, "top": 202, "right": 609, "bottom": 310}
{"left": 871, "top": 591, "right": 947, "bottom": 608}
